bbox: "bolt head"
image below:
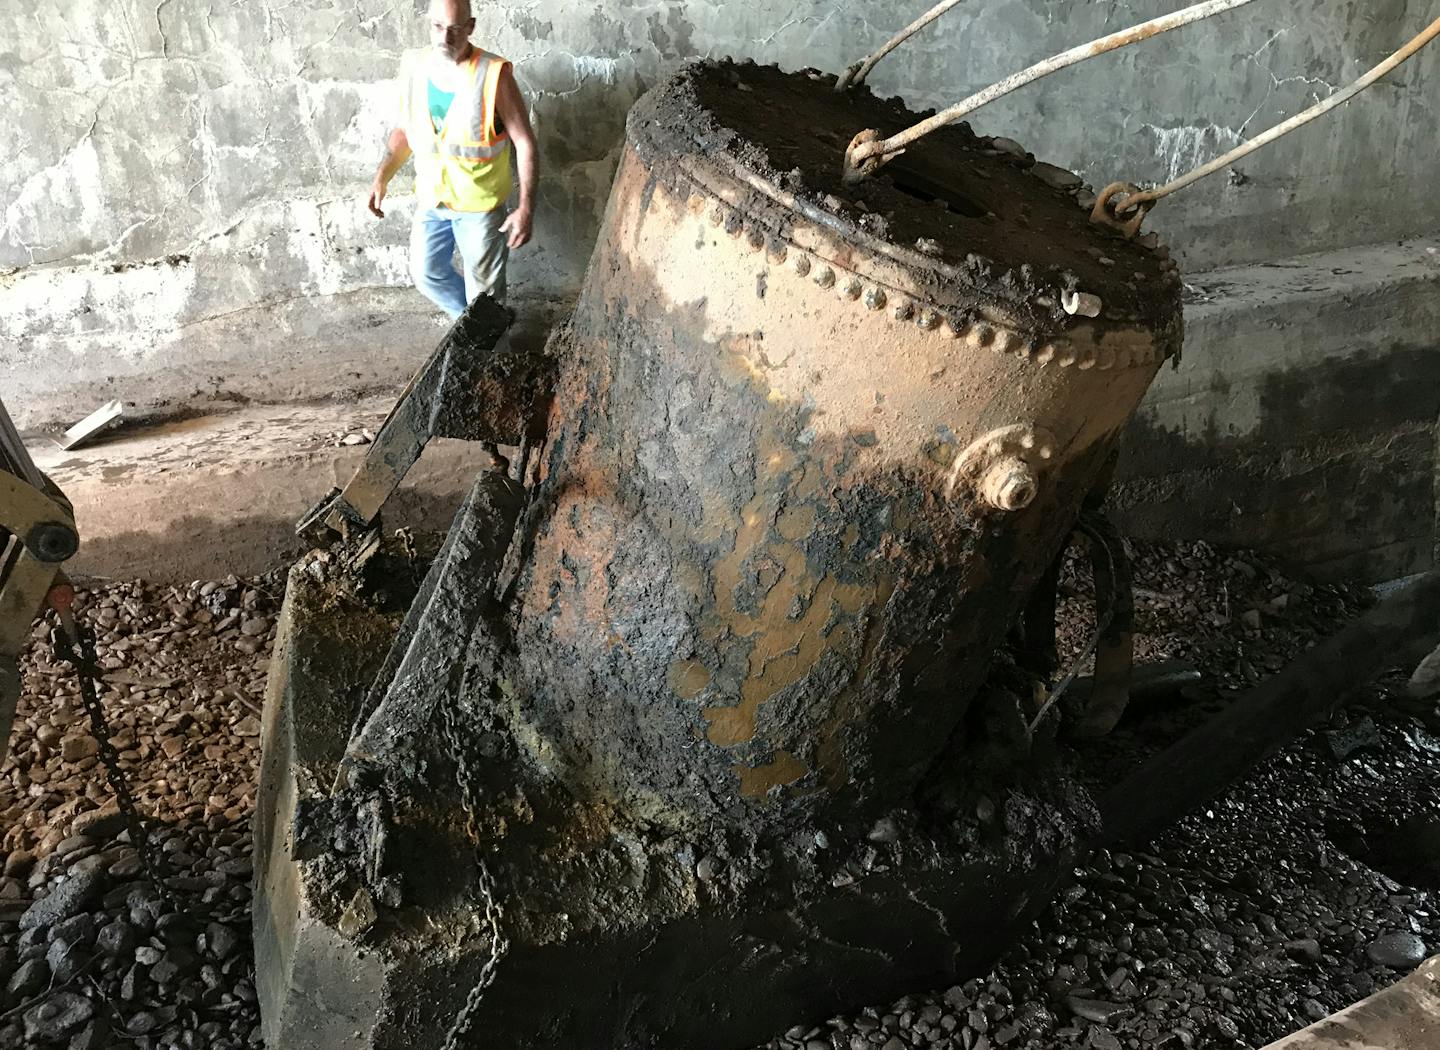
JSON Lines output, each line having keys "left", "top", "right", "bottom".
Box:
{"left": 981, "top": 458, "right": 1039, "bottom": 512}
{"left": 863, "top": 287, "right": 886, "bottom": 311}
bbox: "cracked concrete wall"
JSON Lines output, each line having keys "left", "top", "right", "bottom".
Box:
{"left": 3, "top": 0, "right": 1437, "bottom": 430}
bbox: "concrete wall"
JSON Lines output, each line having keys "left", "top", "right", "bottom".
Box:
{"left": 4, "top": 0, "right": 1437, "bottom": 429}
{"left": 1110, "top": 236, "right": 1440, "bottom": 583}
{"left": 4, "top": 0, "right": 1437, "bottom": 580}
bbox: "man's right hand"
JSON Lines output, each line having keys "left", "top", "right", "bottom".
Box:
{"left": 367, "top": 178, "right": 389, "bottom": 219}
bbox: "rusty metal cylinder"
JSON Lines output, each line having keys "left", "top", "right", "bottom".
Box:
{"left": 509, "top": 62, "right": 1183, "bottom": 831}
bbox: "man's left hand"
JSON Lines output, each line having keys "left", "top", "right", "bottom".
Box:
{"left": 501, "top": 208, "right": 533, "bottom": 249}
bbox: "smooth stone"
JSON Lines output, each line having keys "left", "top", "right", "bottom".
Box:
{"left": 1366, "top": 932, "right": 1427, "bottom": 969}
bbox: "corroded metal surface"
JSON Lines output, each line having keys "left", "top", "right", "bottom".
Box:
{"left": 261, "top": 61, "right": 1192, "bottom": 1049}
{"left": 502, "top": 61, "right": 1183, "bottom": 831}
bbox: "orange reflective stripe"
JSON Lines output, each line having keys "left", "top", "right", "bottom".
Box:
{"left": 403, "top": 47, "right": 512, "bottom": 211}
{"left": 481, "top": 55, "right": 509, "bottom": 144}
{"left": 467, "top": 55, "right": 491, "bottom": 143}
{"left": 458, "top": 52, "right": 510, "bottom": 147}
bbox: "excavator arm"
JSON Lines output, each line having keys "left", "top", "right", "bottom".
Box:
{"left": 1, "top": 396, "right": 79, "bottom": 762}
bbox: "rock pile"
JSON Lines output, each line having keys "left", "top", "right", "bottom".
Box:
{"left": 760, "top": 539, "right": 1440, "bottom": 1050}
{"left": 0, "top": 577, "right": 277, "bottom": 1048}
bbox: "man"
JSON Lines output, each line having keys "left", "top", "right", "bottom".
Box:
{"left": 367, "top": 0, "right": 538, "bottom": 317}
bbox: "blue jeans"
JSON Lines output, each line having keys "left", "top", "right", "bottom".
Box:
{"left": 409, "top": 206, "right": 509, "bottom": 319}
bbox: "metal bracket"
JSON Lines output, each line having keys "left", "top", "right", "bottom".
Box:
{"left": 1, "top": 397, "right": 79, "bottom": 762}
{"left": 297, "top": 294, "right": 552, "bottom": 549}
{"left": 945, "top": 424, "right": 1056, "bottom": 511}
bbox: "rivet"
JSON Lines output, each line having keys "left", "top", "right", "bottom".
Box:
{"left": 944, "top": 317, "right": 966, "bottom": 339}
{"left": 973, "top": 324, "right": 995, "bottom": 349}
{"left": 1077, "top": 347, "right": 1096, "bottom": 370}
{"left": 793, "top": 254, "right": 812, "bottom": 277}
{"left": 724, "top": 213, "right": 743, "bottom": 237}
{"left": 767, "top": 240, "right": 788, "bottom": 264}
{"left": 1056, "top": 342, "right": 1077, "bottom": 367}
{"left": 997, "top": 330, "right": 1023, "bottom": 355}
{"left": 746, "top": 226, "right": 765, "bottom": 251}
{"left": 1034, "top": 342, "right": 1056, "bottom": 365}
{"left": 917, "top": 309, "right": 941, "bottom": 331}
{"left": 863, "top": 287, "right": 886, "bottom": 311}
{"left": 1111, "top": 347, "right": 1131, "bottom": 369}
{"left": 1095, "top": 346, "right": 1116, "bottom": 370}
{"left": 841, "top": 278, "right": 863, "bottom": 301}
{"left": 893, "top": 300, "right": 914, "bottom": 322}
{"left": 709, "top": 205, "right": 725, "bottom": 226}
{"left": 814, "top": 266, "right": 836, "bottom": 289}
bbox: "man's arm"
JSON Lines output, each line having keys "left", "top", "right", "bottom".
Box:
{"left": 495, "top": 67, "right": 538, "bottom": 249}
{"left": 367, "top": 127, "right": 412, "bottom": 219}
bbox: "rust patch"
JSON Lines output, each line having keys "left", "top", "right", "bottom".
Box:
{"left": 667, "top": 659, "right": 711, "bottom": 700}
{"left": 737, "top": 749, "right": 809, "bottom": 798}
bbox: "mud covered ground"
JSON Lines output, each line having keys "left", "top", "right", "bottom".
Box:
{"left": 759, "top": 540, "right": 1440, "bottom": 1050}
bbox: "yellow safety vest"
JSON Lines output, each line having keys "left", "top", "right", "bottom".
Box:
{"left": 400, "top": 48, "right": 513, "bottom": 213}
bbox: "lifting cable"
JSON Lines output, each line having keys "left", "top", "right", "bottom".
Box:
{"left": 840, "top": 0, "right": 1263, "bottom": 183}
{"left": 840, "top": 2, "right": 1440, "bottom": 239}
{"left": 1093, "top": 14, "right": 1440, "bottom": 237}
{"left": 834, "top": 0, "right": 967, "bottom": 92}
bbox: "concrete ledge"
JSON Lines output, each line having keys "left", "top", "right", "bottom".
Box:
{"left": 26, "top": 399, "right": 495, "bottom": 582}
{"left": 19, "top": 237, "right": 1438, "bottom": 586}
{"left": 1113, "top": 236, "right": 1440, "bottom": 583}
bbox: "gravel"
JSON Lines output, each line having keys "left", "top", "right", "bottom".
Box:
{"left": 0, "top": 575, "right": 277, "bottom": 1048}
{"left": 758, "top": 540, "right": 1440, "bottom": 1050}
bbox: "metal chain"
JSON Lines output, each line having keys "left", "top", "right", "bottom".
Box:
{"left": 436, "top": 689, "right": 508, "bottom": 1050}
{"left": 51, "top": 611, "right": 174, "bottom": 905}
